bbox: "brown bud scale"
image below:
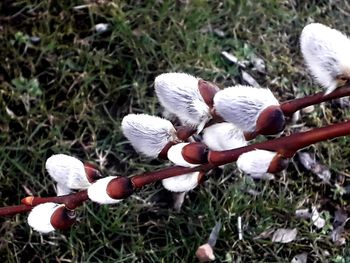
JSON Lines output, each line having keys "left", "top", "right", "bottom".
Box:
{"left": 267, "top": 154, "right": 289, "bottom": 174}
{"left": 198, "top": 79, "right": 220, "bottom": 108}
{"left": 182, "top": 142, "right": 209, "bottom": 164}
{"left": 106, "top": 177, "right": 134, "bottom": 200}
{"left": 84, "top": 163, "right": 103, "bottom": 183}
{"left": 50, "top": 206, "right": 76, "bottom": 230}
{"left": 256, "top": 105, "right": 285, "bottom": 135}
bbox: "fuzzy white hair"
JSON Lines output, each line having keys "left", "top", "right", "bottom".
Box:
{"left": 155, "top": 73, "right": 210, "bottom": 131}
{"left": 56, "top": 183, "right": 72, "bottom": 196}
{"left": 236, "top": 149, "right": 276, "bottom": 180}
{"left": 300, "top": 23, "right": 350, "bottom": 94}
{"left": 202, "top": 123, "right": 247, "bottom": 151}
{"left": 122, "top": 114, "right": 177, "bottom": 158}
{"left": 87, "top": 176, "right": 122, "bottom": 204}
{"left": 162, "top": 172, "right": 199, "bottom": 192}
{"left": 46, "top": 154, "right": 91, "bottom": 195}
{"left": 213, "top": 85, "right": 279, "bottom": 132}
{"left": 27, "top": 202, "right": 61, "bottom": 233}
{"left": 167, "top": 143, "right": 199, "bottom": 167}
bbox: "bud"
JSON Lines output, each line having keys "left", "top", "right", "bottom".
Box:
{"left": 202, "top": 123, "right": 247, "bottom": 151}
{"left": 50, "top": 206, "right": 76, "bottom": 231}
{"left": 198, "top": 79, "right": 220, "bottom": 108}
{"left": 162, "top": 172, "right": 200, "bottom": 192}
{"left": 46, "top": 154, "right": 99, "bottom": 195}
{"left": 300, "top": 23, "right": 350, "bottom": 95}
{"left": 167, "top": 143, "right": 200, "bottom": 167}
{"left": 122, "top": 114, "right": 177, "bottom": 158}
{"left": 27, "top": 203, "right": 75, "bottom": 233}
{"left": 213, "top": 85, "right": 284, "bottom": 137}
{"left": 154, "top": 73, "right": 211, "bottom": 131}
{"left": 181, "top": 142, "right": 208, "bottom": 164}
{"left": 236, "top": 150, "right": 279, "bottom": 180}
{"left": 87, "top": 176, "right": 125, "bottom": 204}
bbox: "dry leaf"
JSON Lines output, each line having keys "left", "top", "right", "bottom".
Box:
{"left": 208, "top": 221, "right": 222, "bottom": 247}
{"left": 311, "top": 206, "right": 325, "bottom": 229}
{"left": 291, "top": 253, "right": 307, "bottom": 263}
{"left": 291, "top": 110, "right": 301, "bottom": 124}
{"left": 94, "top": 23, "right": 109, "bottom": 33}
{"left": 254, "top": 228, "right": 275, "bottom": 240}
{"left": 295, "top": 208, "right": 311, "bottom": 219}
{"left": 251, "top": 55, "right": 266, "bottom": 74}
{"left": 221, "top": 51, "right": 246, "bottom": 68}
{"left": 172, "top": 192, "right": 186, "bottom": 212}
{"left": 298, "top": 152, "right": 331, "bottom": 183}
{"left": 241, "top": 70, "right": 261, "bottom": 87}
{"left": 301, "top": 105, "right": 315, "bottom": 114}
{"left": 331, "top": 209, "right": 349, "bottom": 246}
{"left": 272, "top": 228, "right": 297, "bottom": 243}
{"left": 195, "top": 244, "right": 215, "bottom": 262}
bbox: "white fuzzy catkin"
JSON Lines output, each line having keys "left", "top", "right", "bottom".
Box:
{"left": 46, "top": 154, "right": 91, "bottom": 195}
{"left": 162, "top": 172, "right": 200, "bottom": 192}
{"left": 202, "top": 123, "right": 247, "bottom": 151}
{"left": 122, "top": 114, "right": 177, "bottom": 158}
{"left": 213, "top": 85, "right": 279, "bottom": 132}
{"left": 164, "top": 143, "right": 201, "bottom": 191}
{"left": 155, "top": 73, "right": 210, "bottom": 131}
{"left": 167, "top": 143, "right": 198, "bottom": 167}
{"left": 87, "top": 176, "right": 122, "bottom": 204}
{"left": 56, "top": 183, "right": 72, "bottom": 196}
{"left": 27, "top": 202, "right": 61, "bottom": 233}
{"left": 300, "top": 23, "right": 350, "bottom": 94}
{"left": 237, "top": 150, "right": 276, "bottom": 179}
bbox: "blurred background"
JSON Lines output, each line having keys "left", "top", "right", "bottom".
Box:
{"left": 1, "top": 1, "right": 350, "bottom": 262}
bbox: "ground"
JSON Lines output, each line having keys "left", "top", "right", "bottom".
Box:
{"left": 1, "top": 1, "right": 350, "bottom": 262}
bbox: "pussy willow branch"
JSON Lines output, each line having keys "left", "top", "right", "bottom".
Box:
{"left": 2, "top": 120, "right": 350, "bottom": 217}
{"left": 208, "top": 120, "right": 350, "bottom": 166}
{"left": 280, "top": 85, "right": 350, "bottom": 117}
{"left": 0, "top": 165, "right": 213, "bottom": 217}
{"left": 177, "top": 85, "right": 350, "bottom": 140}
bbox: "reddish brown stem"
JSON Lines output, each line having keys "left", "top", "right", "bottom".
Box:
{"left": 209, "top": 120, "right": 350, "bottom": 166}
{"left": 22, "top": 190, "right": 88, "bottom": 210}
{"left": 280, "top": 85, "right": 350, "bottom": 117}
{"left": 131, "top": 164, "right": 214, "bottom": 189}
{"left": 0, "top": 204, "right": 33, "bottom": 217}
{"left": 3, "top": 120, "right": 350, "bottom": 217}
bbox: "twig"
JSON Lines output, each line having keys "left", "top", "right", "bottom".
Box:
{"left": 2, "top": 119, "right": 350, "bottom": 217}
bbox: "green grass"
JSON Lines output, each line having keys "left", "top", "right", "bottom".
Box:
{"left": 1, "top": 0, "right": 350, "bottom": 262}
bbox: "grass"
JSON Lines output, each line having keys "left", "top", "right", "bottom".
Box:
{"left": 1, "top": 0, "right": 350, "bottom": 262}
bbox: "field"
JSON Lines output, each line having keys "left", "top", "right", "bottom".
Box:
{"left": 1, "top": 1, "right": 350, "bottom": 262}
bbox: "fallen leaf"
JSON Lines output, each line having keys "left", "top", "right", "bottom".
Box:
{"left": 311, "top": 206, "right": 325, "bottom": 229}
{"left": 241, "top": 70, "right": 261, "bottom": 88}
{"left": 172, "top": 192, "right": 186, "bottom": 212}
{"left": 301, "top": 105, "right": 315, "bottom": 114}
{"left": 249, "top": 173, "right": 275, "bottom": 181}
{"left": 272, "top": 228, "right": 297, "bottom": 243}
{"left": 295, "top": 208, "right": 311, "bottom": 219}
{"left": 254, "top": 228, "right": 275, "bottom": 240}
{"left": 298, "top": 152, "right": 331, "bottom": 183}
{"left": 331, "top": 208, "right": 349, "bottom": 246}
{"left": 334, "top": 209, "right": 348, "bottom": 228}
{"left": 94, "top": 23, "right": 109, "bottom": 33}
{"left": 251, "top": 55, "right": 266, "bottom": 74}
{"left": 291, "top": 253, "right": 307, "bottom": 263}
{"left": 208, "top": 221, "right": 222, "bottom": 247}
{"left": 298, "top": 152, "right": 315, "bottom": 170}
{"left": 196, "top": 244, "right": 215, "bottom": 262}
{"left": 221, "top": 51, "right": 246, "bottom": 68}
